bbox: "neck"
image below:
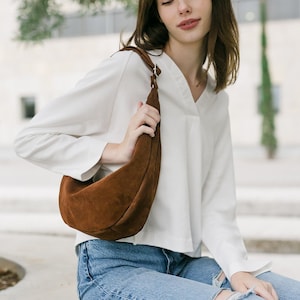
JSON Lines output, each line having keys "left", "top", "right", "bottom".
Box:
{"left": 164, "top": 41, "right": 206, "bottom": 86}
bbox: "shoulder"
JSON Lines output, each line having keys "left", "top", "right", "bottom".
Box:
{"left": 74, "top": 49, "right": 150, "bottom": 90}
{"left": 110, "top": 49, "right": 152, "bottom": 80}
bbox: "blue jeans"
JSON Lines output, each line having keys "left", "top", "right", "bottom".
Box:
{"left": 77, "top": 239, "right": 300, "bottom": 300}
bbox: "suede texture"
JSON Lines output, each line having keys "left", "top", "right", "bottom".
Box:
{"left": 59, "top": 47, "right": 161, "bottom": 240}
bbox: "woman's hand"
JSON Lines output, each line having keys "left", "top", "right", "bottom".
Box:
{"left": 120, "top": 101, "right": 160, "bottom": 161}
{"left": 100, "top": 101, "right": 160, "bottom": 164}
{"left": 231, "top": 272, "right": 278, "bottom": 300}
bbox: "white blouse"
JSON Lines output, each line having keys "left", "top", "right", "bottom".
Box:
{"left": 14, "top": 49, "right": 271, "bottom": 279}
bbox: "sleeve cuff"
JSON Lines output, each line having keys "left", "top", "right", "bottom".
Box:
{"left": 226, "top": 259, "right": 273, "bottom": 281}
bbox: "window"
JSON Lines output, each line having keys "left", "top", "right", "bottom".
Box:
{"left": 232, "top": 0, "right": 300, "bottom": 23}
{"left": 51, "top": 1, "right": 300, "bottom": 38}
{"left": 21, "top": 96, "right": 36, "bottom": 119}
{"left": 54, "top": 9, "right": 136, "bottom": 38}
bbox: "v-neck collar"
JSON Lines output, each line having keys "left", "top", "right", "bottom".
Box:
{"left": 155, "top": 50, "right": 213, "bottom": 106}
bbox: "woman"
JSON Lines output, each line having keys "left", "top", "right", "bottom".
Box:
{"left": 15, "top": 0, "right": 300, "bottom": 299}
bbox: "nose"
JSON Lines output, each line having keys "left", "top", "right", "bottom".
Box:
{"left": 177, "top": 0, "right": 191, "bottom": 14}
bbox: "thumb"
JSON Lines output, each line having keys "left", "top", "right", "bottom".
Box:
{"left": 137, "top": 101, "right": 144, "bottom": 110}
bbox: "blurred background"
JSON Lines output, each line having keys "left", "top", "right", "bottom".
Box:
{"left": 0, "top": 0, "right": 300, "bottom": 149}
{"left": 0, "top": 0, "right": 300, "bottom": 298}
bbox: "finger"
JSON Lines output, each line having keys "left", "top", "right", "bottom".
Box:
{"left": 130, "top": 115, "right": 157, "bottom": 135}
{"left": 136, "top": 101, "right": 144, "bottom": 110}
{"left": 143, "top": 115, "right": 159, "bottom": 132}
{"left": 238, "top": 285, "right": 249, "bottom": 293}
{"left": 254, "top": 283, "right": 277, "bottom": 300}
{"left": 263, "top": 282, "right": 278, "bottom": 300}
{"left": 138, "top": 104, "right": 160, "bottom": 123}
{"left": 133, "top": 113, "right": 160, "bottom": 133}
{"left": 136, "top": 125, "right": 156, "bottom": 138}
{"left": 270, "top": 288, "right": 279, "bottom": 300}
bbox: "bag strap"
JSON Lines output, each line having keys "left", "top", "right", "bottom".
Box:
{"left": 120, "top": 46, "right": 161, "bottom": 87}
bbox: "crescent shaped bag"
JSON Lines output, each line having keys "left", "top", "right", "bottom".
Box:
{"left": 58, "top": 47, "right": 161, "bottom": 240}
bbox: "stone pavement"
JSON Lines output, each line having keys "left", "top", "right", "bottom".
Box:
{"left": 0, "top": 233, "right": 77, "bottom": 300}
{"left": 0, "top": 145, "right": 300, "bottom": 299}
{"left": 233, "top": 146, "right": 300, "bottom": 254}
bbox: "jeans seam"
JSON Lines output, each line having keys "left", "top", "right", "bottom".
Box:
{"left": 83, "top": 242, "right": 143, "bottom": 300}
{"left": 82, "top": 242, "right": 113, "bottom": 299}
{"left": 162, "top": 249, "right": 171, "bottom": 274}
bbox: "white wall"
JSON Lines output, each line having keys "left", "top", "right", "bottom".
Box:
{"left": 228, "top": 19, "right": 300, "bottom": 146}
{"left": 1, "top": 0, "right": 299, "bottom": 147}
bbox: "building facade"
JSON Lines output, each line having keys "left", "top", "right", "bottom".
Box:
{"left": 1, "top": 0, "right": 300, "bottom": 147}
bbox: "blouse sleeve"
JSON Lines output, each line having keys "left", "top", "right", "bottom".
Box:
{"left": 14, "top": 51, "right": 150, "bottom": 181}
{"left": 201, "top": 93, "right": 271, "bottom": 280}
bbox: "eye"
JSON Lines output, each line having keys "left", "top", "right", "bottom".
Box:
{"left": 161, "top": 0, "right": 173, "bottom": 5}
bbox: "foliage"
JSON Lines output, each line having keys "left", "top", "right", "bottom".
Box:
{"left": 16, "top": 0, "right": 64, "bottom": 42}
{"left": 259, "top": 0, "right": 277, "bottom": 159}
{"left": 16, "top": 0, "right": 137, "bottom": 42}
{"left": 72, "top": 0, "right": 137, "bottom": 12}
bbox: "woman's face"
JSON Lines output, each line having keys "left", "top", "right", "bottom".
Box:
{"left": 156, "top": 0, "right": 212, "bottom": 48}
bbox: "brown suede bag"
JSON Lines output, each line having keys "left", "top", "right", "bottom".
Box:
{"left": 58, "top": 47, "right": 161, "bottom": 240}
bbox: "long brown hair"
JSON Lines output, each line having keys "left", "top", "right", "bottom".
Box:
{"left": 126, "top": 0, "right": 239, "bottom": 92}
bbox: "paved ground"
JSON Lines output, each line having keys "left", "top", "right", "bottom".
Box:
{"left": 0, "top": 233, "right": 77, "bottom": 300}
{"left": 0, "top": 145, "right": 300, "bottom": 299}
{"left": 1, "top": 232, "right": 300, "bottom": 300}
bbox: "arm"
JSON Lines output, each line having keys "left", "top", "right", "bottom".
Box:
{"left": 201, "top": 94, "right": 271, "bottom": 280}
{"left": 100, "top": 101, "right": 160, "bottom": 164}
{"left": 15, "top": 56, "right": 121, "bottom": 180}
{"left": 14, "top": 51, "right": 159, "bottom": 181}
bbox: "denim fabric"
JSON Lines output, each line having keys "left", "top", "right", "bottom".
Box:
{"left": 77, "top": 239, "right": 300, "bottom": 300}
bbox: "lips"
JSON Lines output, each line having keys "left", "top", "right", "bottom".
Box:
{"left": 177, "top": 18, "right": 201, "bottom": 30}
